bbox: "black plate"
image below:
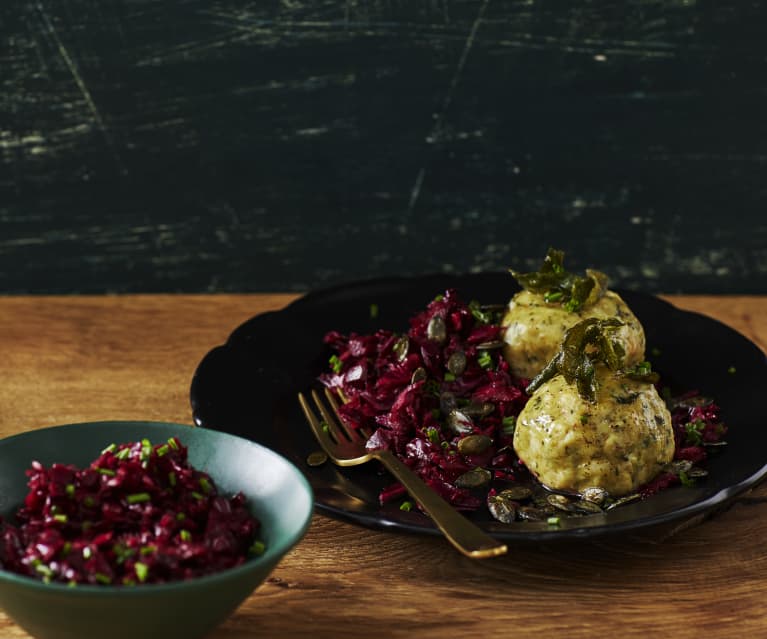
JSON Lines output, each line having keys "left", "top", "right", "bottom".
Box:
{"left": 190, "top": 273, "right": 767, "bottom": 541}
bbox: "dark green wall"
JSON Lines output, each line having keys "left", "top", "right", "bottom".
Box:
{"left": 2, "top": 0, "right": 765, "bottom": 294}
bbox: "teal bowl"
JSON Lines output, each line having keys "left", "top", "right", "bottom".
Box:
{"left": 0, "top": 421, "right": 313, "bottom": 639}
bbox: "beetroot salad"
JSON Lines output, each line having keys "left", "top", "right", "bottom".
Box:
{"left": 318, "top": 289, "right": 727, "bottom": 519}
{"left": 0, "top": 437, "right": 263, "bottom": 586}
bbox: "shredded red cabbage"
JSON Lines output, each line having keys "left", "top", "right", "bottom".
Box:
{"left": 319, "top": 289, "right": 727, "bottom": 511}
{"left": 320, "top": 289, "right": 530, "bottom": 510}
{"left": 0, "top": 437, "right": 263, "bottom": 586}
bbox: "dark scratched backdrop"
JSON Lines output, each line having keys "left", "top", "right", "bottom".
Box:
{"left": 2, "top": 0, "right": 765, "bottom": 294}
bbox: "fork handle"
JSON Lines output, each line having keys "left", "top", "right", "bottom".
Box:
{"left": 372, "top": 449, "right": 508, "bottom": 559}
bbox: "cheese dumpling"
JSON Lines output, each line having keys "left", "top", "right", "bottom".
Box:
{"left": 513, "top": 366, "right": 674, "bottom": 496}
{"left": 501, "top": 248, "right": 644, "bottom": 380}
{"left": 501, "top": 289, "right": 645, "bottom": 380}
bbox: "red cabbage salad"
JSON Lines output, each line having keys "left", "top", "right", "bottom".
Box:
{"left": 319, "top": 289, "right": 727, "bottom": 521}
{"left": 0, "top": 437, "right": 264, "bottom": 585}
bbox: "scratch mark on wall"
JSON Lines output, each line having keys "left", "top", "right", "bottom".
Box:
{"left": 406, "top": 0, "right": 490, "bottom": 218}
{"left": 35, "top": 2, "right": 126, "bottom": 176}
{"left": 136, "top": 27, "right": 256, "bottom": 67}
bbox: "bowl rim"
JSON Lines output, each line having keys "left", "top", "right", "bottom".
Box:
{"left": 0, "top": 420, "right": 314, "bottom": 596}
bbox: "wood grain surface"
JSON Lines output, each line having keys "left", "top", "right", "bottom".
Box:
{"left": 2, "top": 1, "right": 767, "bottom": 295}
{"left": 0, "top": 293, "right": 765, "bottom": 638}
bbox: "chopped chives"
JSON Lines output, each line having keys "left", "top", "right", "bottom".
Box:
{"left": 199, "top": 477, "right": 213, "bottom": 494}
{"left": 168, "top": 472, "right": 177, "bottom": 487}
{"left": 65, "top": 483, "right": 75, "bottom": 497}
{"left": 179, "top": 529, "right": 192, "bottom": 542}
{"left": 155, "top": 444, "right": 169, "bottom": 457}
{"left": 175, "top": 512, "right": 186, "bottom": 521}
{"left": 679, "top": 470, "right": 695, "bottom": 487}
{"left": 114, "top": 544, "right": 135, "bottom": 564}
{"left": 399, "top": 501, "right": 413, "bottom": 512}
{"left": 547, "top": 516, "right": 560, "bottom": 526}
{"left": 52, "top": 513, "right": 68, "bottom": 523}
{"left": 501, "top": 415, "right": 516, "bottom": 435}
{"left": 134, "top": 562, "right": 149, "bottom": 583}
{"left": 167, "top": 437, "right": 179, "bottom": 450}
{"left": 478, "top": 351, "right": 494, "bottom": 369}
{"left": 101, "top": 443, "right": 117, "bottom": 455}
{"left": 94, "top": 572, "right": 111, "bottom": 585}
{"left": 97, "top": 468, "right": 116, "bottom": 477}
{"left": 329, "top": 354, "right": 343, "bottom": 374}
{"left": 249, "top": 541, "right": 266, "bottom": 556}
{"left": 191, "top": 491, "right": 205, "bottom": 501}
{"left": 115, "top": 447, "right": 131, "bottom": 460}
{"left": 126, "top": 492, "right": 151, "bottom": 505}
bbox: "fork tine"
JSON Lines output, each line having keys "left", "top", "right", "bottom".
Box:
{"left": 297, "top": 392, "right": 338, "bottom": 453}
{"left": 321, "top": 387, "right": 364, "bottom": 443}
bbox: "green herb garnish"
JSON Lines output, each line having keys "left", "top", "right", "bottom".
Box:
{"left": 679, "top": 471, "right": 695, "bottom": 487}
{"left": 329, "top": 354, "right": 343, "bottom": 374}
{"left": 684, "top": 419, "right": 706, "bottom": 446}
{"left": 134, "top": 562, "right": 149, "bottom": 583}
{"left": 526, "top": 317, "right": 625, "bottom": 403}
{"left": 510, "top": 248, "right": 608, "bottom": 313}
{"left": 425, "top": 427, "right": 440, "bottom": 445}
{"left": 477, "top": 351, "right": 494, "bottom": 369}
{"left": 624, "top": 360, "right": 660, "bottom": 384}
{"left": 501, "top": 415, "right": 517, "bottom": 435}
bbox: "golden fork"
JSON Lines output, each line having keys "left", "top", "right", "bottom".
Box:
{"left": 298, "top": 388, "right": 508, "bottom": 559}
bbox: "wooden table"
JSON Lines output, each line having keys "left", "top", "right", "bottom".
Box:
{"left": 1, "top": 294, "right": 765, "bottom": 638}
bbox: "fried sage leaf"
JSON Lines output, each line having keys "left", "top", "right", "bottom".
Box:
{"left": 526, "top": 317, "right": 625, "bottom": 403}
{"left": 510, "top": 248, "right": 609, "bottom": 312}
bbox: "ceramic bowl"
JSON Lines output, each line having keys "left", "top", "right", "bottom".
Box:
{"left": 0, "top": 421, "right": 313, "bottom": 639}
